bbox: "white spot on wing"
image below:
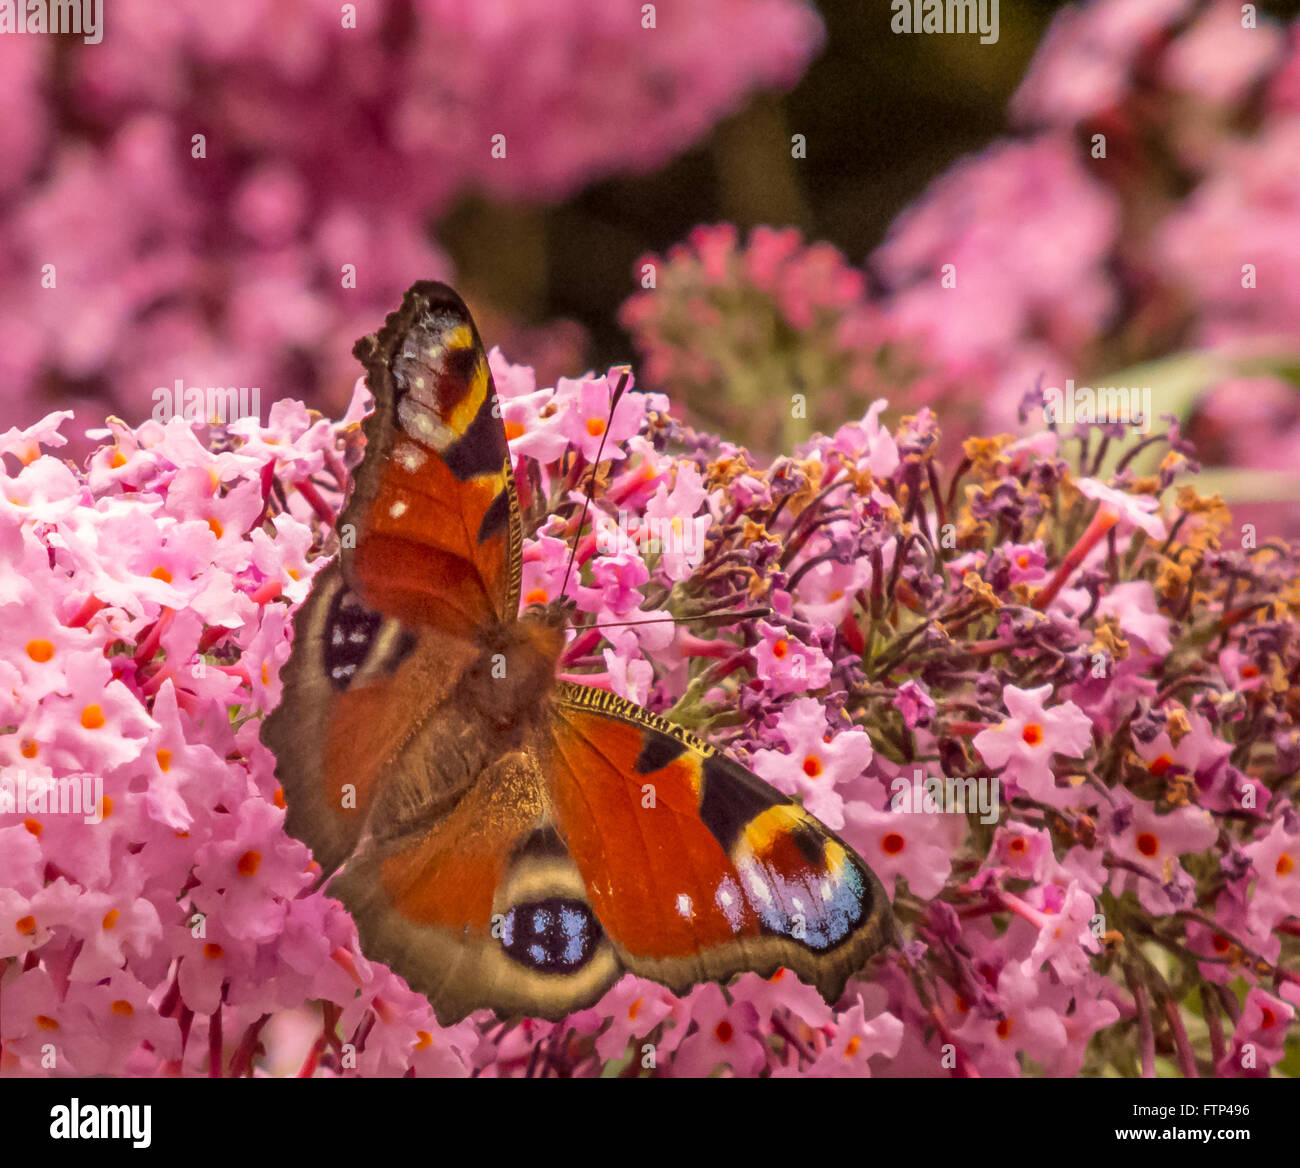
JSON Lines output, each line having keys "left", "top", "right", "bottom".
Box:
{"left": 394, "top": 443, "right": 426, "bottom": 473}
{"left": 397, "top": 397, "right": 454, "bottom": 450}
{"left": 715, "top": 877, "right": 743, "bottom": 929}
{"left": 743, "top": 866, "right": 773, "bottom": 906}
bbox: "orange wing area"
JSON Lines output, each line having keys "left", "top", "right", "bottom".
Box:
{"left": 545, "top": 684, "right": 894, "bottom": 1004}
{"left": 261, "top": 562, "right": 483, "bottom": 878}
{"left": 327, "top": 751, "right": 622, "bottom": 1025}
{"left": 342, "top": 281, "right": 521, "bottom": 633}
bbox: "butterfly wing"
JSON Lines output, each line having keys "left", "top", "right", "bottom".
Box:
{"left": 342, "top": 280, "right": 522, "bottom": 633}
{"left": 544, "top": 683, "right": 894, "bottom": 1005}
{"left": 261, "top": 561, "right": 482, "bottom": 878}
{"left": 326, "top": 750, "right": 623, "bottom": 1025}
{"left": 264, "top": 283, "right": 627, "bottom": 1022}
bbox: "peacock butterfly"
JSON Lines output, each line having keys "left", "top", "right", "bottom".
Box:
{"left": 261, "top": 281, "right": 894, "bottom": 1024}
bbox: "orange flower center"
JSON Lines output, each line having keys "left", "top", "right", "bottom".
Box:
{"left": 771, "top": 639, "right": 789, "bottom": 659}
{"left": 1277, "top": 853, "right": 1295, "bottom": 877}
{"left": 714, "top": 1020, "right": 734, "bottom": 1044}
{"left": 802, "top": 755, "right": 823, "bottom": 778}
{"left": 504, "top": 420, "right": 526, "bottom": 441}
{"left": 881, "top": 832, "right": 905, "bottom": 856}
{"left": 238, "top": 850, "right": 262, "bottom": 877}
{"left": 1136, "top": 832, "right": 1159, "bottom": 857}
{"left": 25, "top": 639, "right": 54, "bottom": 662}
{"left": 111, "top": 1000, "right": 135, "bottom": 1017}
{"left": 1021, "top": 723, "right": 1043, "bottom": 746}
{"left": 81, "top": 704, "right": 106, "bottom": 729}
{"left": 1148, "top": 754, "right": 1173, "bottom": 777}
{"left": 586, "top": 417, "right": 607, "bottom": 438}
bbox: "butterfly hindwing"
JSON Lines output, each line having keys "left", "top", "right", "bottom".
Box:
{"left": 327, "top": 750, "right": 623, "bottom": 1024}
{"left": 343, "top": 280, "right": 522, "bottom": 635}
{"left": 545, "top": 683, "right": 894, "bottom": 1005}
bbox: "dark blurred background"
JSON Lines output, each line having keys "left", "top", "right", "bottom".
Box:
{"left": 447, "top": 0, "right": 1300, "bottom": 371}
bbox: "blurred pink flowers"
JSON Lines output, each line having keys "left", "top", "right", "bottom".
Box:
{"left": 0, "top": 0, "right": 823, "bottom": 435}
{"left": 625, "top": 0, "right": 1300, "bottom": 518}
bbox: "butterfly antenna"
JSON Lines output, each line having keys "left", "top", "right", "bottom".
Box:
{"left": 587, "top": 607, "right": 771, "bottom": 631}
{"left": 559, "top": 366, "right": 630, "bottom": 601}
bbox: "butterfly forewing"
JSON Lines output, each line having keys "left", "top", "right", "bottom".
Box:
{"left": 546, "top": 684, "right": 893, "bottom": 1004}
{"left": 342, "top": 281, "right": 522, "bottom": 633}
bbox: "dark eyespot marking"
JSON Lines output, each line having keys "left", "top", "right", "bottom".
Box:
{"left": 633, "top": 733, "right": 689, "bottom": 775}
{"left": 444, "top": 343, "right": 481, "bottom": 389}
{"left": 324, "top": 588, "right": 416, "bottom": 691}
{"left": 500, "top": 898, "right": 602, "bottom": 973}
{"left": 790, "top": 821, "right": 826, "bottom": 866}
{"left": 324, "top": 589, "right": 383, "bottom": 691}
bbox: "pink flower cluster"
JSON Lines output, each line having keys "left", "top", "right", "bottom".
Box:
{"left": 620, "top": 224, "right": 952, "bottom": 455}
{"left": 3, "top": 348, "right": 1297, "bottom": 1076}
{"left": 0, "top": 0, "right": 822, "bottom": 434}
{"left": 623, "top": 0, "right": 1300, "bottom": 514}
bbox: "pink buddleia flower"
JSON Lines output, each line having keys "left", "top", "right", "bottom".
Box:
{"left": 569, "top": 975, "right": 678, "bottom": 1063}
{"left": 554, "top": 373, "right": 646, "bottom": 463}
{"left": 957, "top": 962, "right": 1069, "bottom": 1078}
{"left": 670, "top": 983, "right": 766, "bottom": 1077}
{"left": 973, "top": 683, "right": 1094, "bottom": 807}
{"left": 752, "top": 620, "right": 833, "bottom": 697}
{"left": 841, "top": 798, "right": 960, "bottom": 902}
{"left": 783, "top": 992, "right": 904, "bottom": 1078}
{"left": 643, "top": 461, "right": 715, "bottom": 582}
{"left": 1015, "top": 881, "right": 1103, "bottom": 985}
{"left": 1242, "top": 819, "right": 1300, "bottom": 934}
{"left": 1217, "top": 988, "right": 1295, "bottom": 1077}
{"left": 1108, "top": 795, "right": 1218, "bottom": 915}
{"left": 749, "top": 697, "right": 873, "bottom": 831}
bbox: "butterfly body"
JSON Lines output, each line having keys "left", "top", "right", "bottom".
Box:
{"left": 262, "top": 281, "right": 894, "bottom": 1025}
